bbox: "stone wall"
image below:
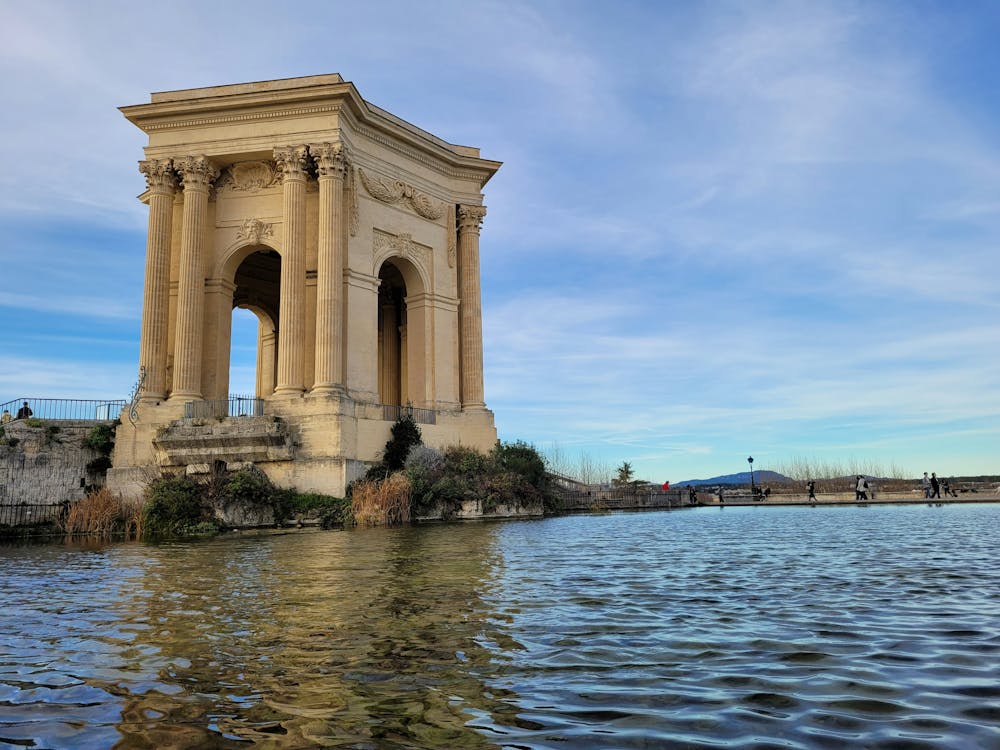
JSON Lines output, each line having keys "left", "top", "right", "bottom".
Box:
{"left": 0, "top": 421, "right": 113, "bottom": 507}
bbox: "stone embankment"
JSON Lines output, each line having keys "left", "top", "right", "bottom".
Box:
{"left": 0, "top": 421, "right": 114, "bottom": 522}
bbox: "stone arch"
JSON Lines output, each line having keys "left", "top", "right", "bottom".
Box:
{"left": 204, "top": 241, "right": 283, "bottom": 401}
{"left": 375, "top": 255, "right": 430, "bottom": 407}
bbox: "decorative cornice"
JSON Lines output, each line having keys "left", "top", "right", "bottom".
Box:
{"left": 141, "top": 104, "right": 342, "bottom": 133}
{"left": 138, "top": 158, "right": 177, "bottom": 192}
{"left": 174, "top": 155, "right": 219, "bottom": 191}
{"left": 310, "top": 142, "right": 348, "bottom": 179}
{"left": 457, "top": 204, "right": 487, "bottom": 233}
{"left": 218, "top": 160, "right": 282, "bottom": 192}
{"left": 273, "top": 145, "right": 310, "bottom": 181}
{"left": 358, "top": 168, "right": 445, "bottom": 221}
{"left": 236, "top": 218, "right": 274, "bottom": 245}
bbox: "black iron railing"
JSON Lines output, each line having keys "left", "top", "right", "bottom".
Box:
{"left": 0, "top": 503, "right": 64, "bottom": 527}
{"left": 0, "top": 398, "right": 125, "bottom": 422}
{"left": 184, "top": 396, "right": 265, "bottom": 419}
{"left": 382, "top": 404, "right": 437, "bottom": 425}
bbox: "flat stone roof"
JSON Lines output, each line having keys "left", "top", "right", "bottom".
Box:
{"left": 150, "top": 74, "right": 345, "bottom": 104}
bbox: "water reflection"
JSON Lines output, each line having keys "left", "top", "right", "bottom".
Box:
{"left": 1, "top": 525, "right": 514, "bottom": 748}
{"left": 1, "top": 505, "right": 999, "bottom": 748}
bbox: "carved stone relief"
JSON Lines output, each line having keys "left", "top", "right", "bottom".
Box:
{"left": 446, "top": 205, "right": 457, "bottom": 268}
{"left": 217, "top": 161, "right": 282, "bottom": 192}
{"left": 373, "top": 229, "right": 432, "bottom": 287}
{"left": 236, "top": 218, "right": 274, "bottom": 245}
{"left": 358, "top": 168, "right": 445, "bottom": 221}
{"left": 347, "top": 166, "right": 359, "bottom": 237}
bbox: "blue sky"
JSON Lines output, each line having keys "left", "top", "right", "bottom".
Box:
{"left": 2, "top": 0, "right": 998, "bottom": 481}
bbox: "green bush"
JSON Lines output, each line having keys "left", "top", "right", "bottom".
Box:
{"left": 84, "top": 423, "right": 116, "bottom": 454}
{"left": 143, "top": 475, "right": 213, "bottom": 536}
{"left": 367, "top": 414, "right": 423, "bottom": 481}
{"left": 318, "top": 497, "right": 353, "bottom": 528}
{"left": 25, "top": 418, "right": 44, "bottom": 428}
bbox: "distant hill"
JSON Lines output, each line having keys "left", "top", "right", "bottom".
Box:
{"left": 677, "top": 470, "right": 792, "bottom": 487}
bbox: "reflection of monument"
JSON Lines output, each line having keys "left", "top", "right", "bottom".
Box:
{"left": 109, "top": 75, "right": 499, "bottom": 498}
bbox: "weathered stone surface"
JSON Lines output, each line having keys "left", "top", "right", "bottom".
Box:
{"left": 0, "top": 421, "right": 114, "bottom": 507}
{"left": 110, "top": 74, "right": 501, "bottom": 502}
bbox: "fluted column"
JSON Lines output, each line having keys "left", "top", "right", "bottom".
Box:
{"left": 273, "top": 145, "right": 309, "bottom": 396}
{"left": 310, "top": 142, "right": 347, "bottom": 394}
{"left": 170, "top": 155, "right": 218, "bottom": 400}
{"left": 457, "top": 205, "right": 487, "bottom": 410}
{"left": 137, "top": 159, "right": 176, "bottom": 400}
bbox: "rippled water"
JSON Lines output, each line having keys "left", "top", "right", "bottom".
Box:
{"left": 1, "top": 504, "right": 998, "bottom": 749}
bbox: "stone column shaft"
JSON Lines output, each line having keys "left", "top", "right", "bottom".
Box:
{"left": 457, "top": 205, "right": 487, "bottom": 410}
{"left": 310, "top": 143, "right": 347, "bottom": 394}
{"left": 137, "top": 159, "right": 176, "bottom": 399}
{"left": 171, "top": 156, "right": 218, "bottom": 400}
{"left": 274, "top": 145, "right": 309, "bottom": 396}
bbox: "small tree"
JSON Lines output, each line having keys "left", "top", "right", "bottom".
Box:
{"left": 614, "top": 461, "right": 635, "bottom": 486}
{"left": 384, "top": 414, "right": 422, "bottom": 472}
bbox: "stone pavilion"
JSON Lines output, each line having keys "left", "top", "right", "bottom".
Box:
{"left": 108, "top": 74, "right": 499, "bottom": 499}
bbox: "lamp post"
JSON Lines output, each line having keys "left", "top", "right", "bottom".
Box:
{"left": 747, "top": 456, "right": 754, "bottom": 496}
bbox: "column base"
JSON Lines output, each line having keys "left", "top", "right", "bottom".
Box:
{"left": 168, "top": 391, "right": 202, "bottom": 401}
{"left": 310, "top": 383, "right": 346, "bottom": 397}
{"left": 272, "top": 386, "right": 305, "bottom": 398}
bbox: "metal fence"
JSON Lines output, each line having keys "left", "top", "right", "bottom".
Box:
{"left": 0, "top": 503, "right": 63, "bottom": 527}
{"left": 382, "top": 404, "right": 437, "bottom": 425}
{"left": 184, "top": 396, "right": 265, "bottom": 419}
{"left": 0, "top": 398, "right": 125, "bottom": 422}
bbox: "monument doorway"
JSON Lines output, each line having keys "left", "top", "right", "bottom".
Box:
{"left": 377, "top": 258, "right": 428, "bottom": 407}
{"left": 231, "top": 249, "right": 281, "bottom": 400}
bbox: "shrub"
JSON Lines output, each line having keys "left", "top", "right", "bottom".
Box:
{"left": 492, "top": 440, "right": 547, "bottom": 489}
{"left": 65, "top": 488, "right": 142, "bottom": 538}
{"left": 384, "top": 415, "right": 422, "bottom": 471}
{"left": 143, "top": 475, "right": 213, "bottom": 536}
{"left": 318, "top": 497, "right": 353, "bottom": 529}
{"left": 84, "top": 423, "right": 116, "bottom": 454}
{"left": 366, "top": 414, "right": 423, "bottom": 481}
{"left": 351, "top": 474, "right": 411, "bottom": 526}
{"left": 25, "top": 418, "right": 44, "bottom": 428}
{"left": 225, "top": 465, "right": 275, "bottom": 508}
{"left": 405, "top": 445, "right": 444, "bottom": 517}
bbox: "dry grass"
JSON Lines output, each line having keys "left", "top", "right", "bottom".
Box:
{"left": 64, "top": 488, "right": 143, "bottom": 538}
{"left": 351, "top": 473, "right": 411, "bottom": 526}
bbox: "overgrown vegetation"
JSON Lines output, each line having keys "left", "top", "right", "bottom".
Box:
{"left": 84, "top": 422, "right": 117, "bottom": 475}
{"left": 64, "top": 488, "right": 142, "bottom": 538}
{"left": 352, "top": 474, "right": 412, "bottom": 526}
{"left": 364, "top": 414, "right": 423, "bottom": 480}
{"left": 356, "top": 416, "right": 554, "bottom": 523}
{"left": 0, "top": 426, "right": 18, "bottom": 448}
{"left": 141, "top": 466, "right": 349, "bottom": 537}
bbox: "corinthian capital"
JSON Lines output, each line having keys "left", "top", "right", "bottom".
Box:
{"left": 457, "top": 205, "right": 487, "bottom": 233}
{"left": 310, "top": 142, "right": 348, "bottom": 179}
{"left": 273, "top": 145, "right": 310, "bottom": 181}
{"left": 138, "top": 159, "right": 177, "bottom": 192}
{"left": 174, "top": 155, "right": 219, "bottom": 191}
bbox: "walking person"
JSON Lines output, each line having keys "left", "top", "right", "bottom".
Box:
{"left": 806, "top": 479, "right": 817, "bottom": 502}
{"left": 922, "top": 472, "right": 931, "bottom": 499}
{"left": 930, "top": 472, "right": 941, "bottom": 499}
{"left": 856, "top": 475, "right": 869, "bottom": 502}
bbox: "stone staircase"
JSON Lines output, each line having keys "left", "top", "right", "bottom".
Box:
{"left": 154, "top": 416, "right": 294, "bottom": 470}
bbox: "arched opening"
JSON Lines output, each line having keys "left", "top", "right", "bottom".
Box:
{"left": 229, "top": 307, "right": 259, "bottom": 396}
{"left": 378, "top": 263, "right": 407, "bottom": 405}
{"left": 232, "top": 249, "right": 281, "bottom": 400}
